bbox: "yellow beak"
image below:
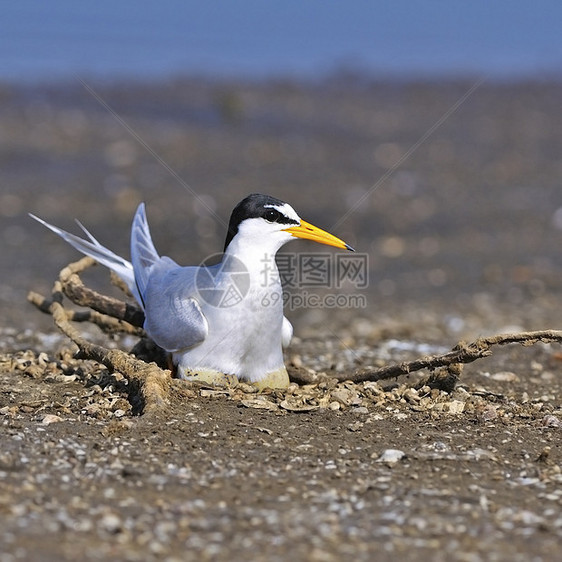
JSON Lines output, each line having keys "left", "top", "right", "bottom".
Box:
{"left": 283, "top": 220, "right": 355, "bottom": 251}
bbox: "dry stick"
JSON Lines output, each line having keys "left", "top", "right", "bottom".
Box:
{"left": 344, "top": 330, "right": 562, "bottom": 384}
{"left": 51, "top": 297, "right": 171, "bottom": 415}
{"left": 28, "top": 290, "right": 143, "bottom": 335}
{"left": 59, "top": 257, "right": 145, "bottom": 329}
{"left": 29, "top": 257, "right": 144, "bottom": 336}
{"left": 28, "top": 273, "right": 173, "bottom": 414}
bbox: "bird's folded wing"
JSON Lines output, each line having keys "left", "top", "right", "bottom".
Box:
{"left": 142, "top": 267, "right": 209, "bottom": 352}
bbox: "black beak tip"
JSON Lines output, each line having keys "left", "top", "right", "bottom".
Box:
{"left": 345, "top": 243, "right": 355, "bottom": 252}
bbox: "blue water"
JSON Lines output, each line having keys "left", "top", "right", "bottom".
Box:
{"left": 2, "top": 0, "right": 562, "bottom": 83}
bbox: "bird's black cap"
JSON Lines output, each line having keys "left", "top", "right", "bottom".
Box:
{"left": 224, "top": 193, "right": 297, "bottom": 250}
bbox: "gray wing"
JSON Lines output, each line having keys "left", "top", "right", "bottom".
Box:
{"left": 130, "top": 203, "right": 160, "bottom": 302}
{"left": 142, "top": 264, "right": 208, "bottom": 352}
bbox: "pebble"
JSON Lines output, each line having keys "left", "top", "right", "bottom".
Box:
{"left": 330, "top": 388, "right": 361, "bottom": 407}
{"left": 542, "top": 415, "right": 561, "bottom": 428}
{"left": 374, "top": 449, "right": 406, "bottom": 464}
{"left": 445, "top": 400, "right": 465, "bottom": 414}
{"left": 347, "top": 421, "right": 364, "bottom": 432}
{"left": 330, "top": 388, "right": 353, "bottom": 405}
{"left": 353, "top": 406, "right": 369, "bottom": 415}
{"left": 41, "top": 414, "right": 63, "bottom": 425}
{"left": 478, "top": 405, "right": 498, "bottom": 422}
{"left": 490, "top": 371, "right": 520, "bottom": 382}
{"left": 99, "top": 512, "right": 123, "bottom": 534}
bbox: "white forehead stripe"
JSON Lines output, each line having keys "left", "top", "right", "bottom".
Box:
{"left": 264, "top": 203, "right": 300, "bottom": 223}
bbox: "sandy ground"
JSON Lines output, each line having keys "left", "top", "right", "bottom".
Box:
{"left": 1, "top": 77, "right": 562, "bottom": 561}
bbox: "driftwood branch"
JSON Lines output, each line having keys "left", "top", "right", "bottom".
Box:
{"left": 50, "top": 296, "right": 171, "bottom": 415}
{"left": 27, "top": 260, "right": 180, "bottom": 415}
{"left": 59, "top": 257, "right": 145, "bottom": 328}
{"left": 28, "top": 290, "right": 143, "bottom": 336}
{"left": 345, "top": 330, "right": 562, "bottom": 384}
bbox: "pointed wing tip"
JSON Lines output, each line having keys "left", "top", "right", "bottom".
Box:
{"left": 29, "top": 213, "right": 55, "bottom": 230}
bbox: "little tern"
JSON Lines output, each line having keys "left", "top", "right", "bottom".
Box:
{"left": 31, "top": 194, "right": 354, "bottom": 389}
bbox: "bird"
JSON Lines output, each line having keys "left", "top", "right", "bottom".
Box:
{"left": 31, "top": 194, "right": 354, "bottom": 389}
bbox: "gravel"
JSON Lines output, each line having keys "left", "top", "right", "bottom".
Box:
{"left": 2, "top": 77, "right": 562, "bottom": 561}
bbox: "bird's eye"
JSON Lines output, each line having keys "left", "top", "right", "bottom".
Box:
{"left": 264, "top": 209, "right": 280, "bottom": 223}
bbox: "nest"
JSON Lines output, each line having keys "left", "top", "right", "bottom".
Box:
{"left": 28, "top": 257, "right": 562, "bottom": 415}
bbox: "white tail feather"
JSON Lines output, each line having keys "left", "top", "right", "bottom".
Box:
{"left": 29, "top": 213, "right": 143, "bottom": 307}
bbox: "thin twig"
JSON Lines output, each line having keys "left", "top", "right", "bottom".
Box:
{"left": 345, "top": 330, "right": 562, "bottom": 383}
{"left": 28, "top": 290, "right": 144, "bottom": 335}
{"left": 59, "top": 257, "right": 145, "bottom": 328}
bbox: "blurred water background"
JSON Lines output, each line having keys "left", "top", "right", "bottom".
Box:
{"left": 2, "top": 0, "right": 561, "bottom": 83}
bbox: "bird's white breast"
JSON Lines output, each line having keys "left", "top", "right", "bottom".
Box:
{"left": 174, "top": 249, "right": 286, "bottom": 382}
